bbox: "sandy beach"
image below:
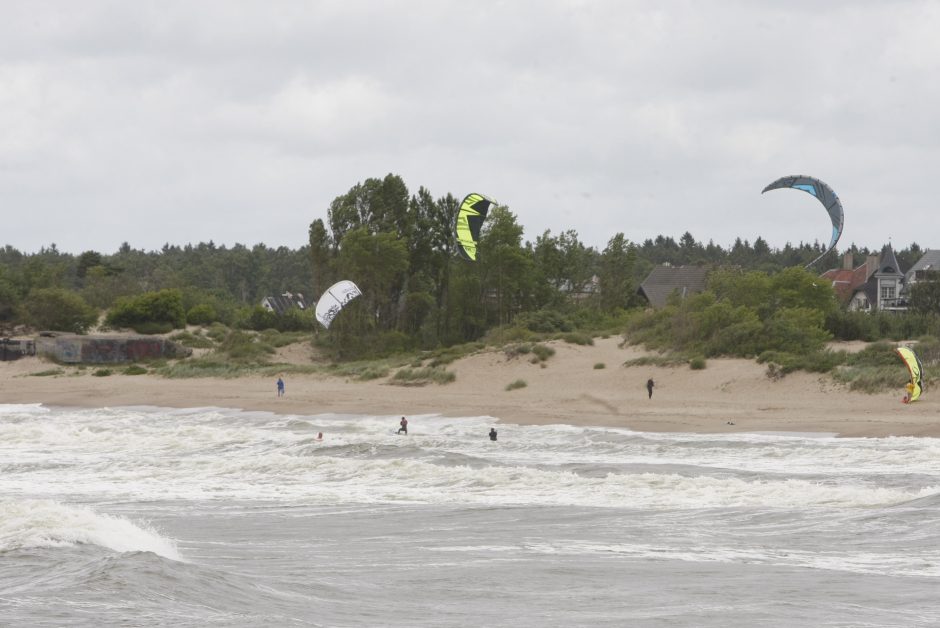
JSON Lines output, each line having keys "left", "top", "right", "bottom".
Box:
{"left": 0, "top": 336, "right": 936, "bottom": 437}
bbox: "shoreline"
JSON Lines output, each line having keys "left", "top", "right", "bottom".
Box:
{"left": 1, "top": 337, "right": 937, "bottom": 437}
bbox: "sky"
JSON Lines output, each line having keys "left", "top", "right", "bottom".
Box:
{"left": 2, "top": 0, "right": 939, "bottom": 256}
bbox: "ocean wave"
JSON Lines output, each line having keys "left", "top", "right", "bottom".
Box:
{"left": 0, "top": 499, "right": 181, "bottom": 560}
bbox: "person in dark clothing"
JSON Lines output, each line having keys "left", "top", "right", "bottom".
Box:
{"left": 276, "top": 377, "right": 285, "bottom": 397}
{"left": 646, "top": 378, "right": 655, "bottom": 399}
{"left": 397, "top": 416, "right": 408, "bottom": 435}
{"left": 489, "top": 427, "right": 498, "bottom": 441}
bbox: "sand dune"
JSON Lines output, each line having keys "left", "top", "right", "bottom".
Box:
{"left": 1, "top": 336, "right": 936, "bottom": 437}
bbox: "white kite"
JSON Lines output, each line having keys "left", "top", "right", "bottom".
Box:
{"left": 315, "top": 280, "right": 362, "bottom": 328}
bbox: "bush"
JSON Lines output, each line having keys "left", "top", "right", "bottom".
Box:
{"left": 218, "top": 330, "right": 275, "bottom": 362}
{"left": 758, "top": 350, "right": 846, "bottom": 377}
{"left": 391, "top": 366, "right": 456, "bottom": 385}
{"left": 106, "top": 289, "right": 186, "bottom": 332}
{"left": 123, "top": 365, "right": 148, "bottom": 375}
{"left": 30, "top": 368, "right": 64, "bottom": 377}
{"left": 531, "top": 344, "right": 555, "bottom": 362}
{"left": 170, "top": 330, "right": 215, "bottom": 349}
{"left": 92, "top": 368, "right": 113, "bottom": 377}
{"left": 504, "top": 344, "right": 532, "bottom": 359}
{"left": 207, "top": 323, "right": 229, "bottom": 342}
{"left": 132, "top": 321, "right": 174, "bottom": 335}
{"left": 23, "top": 288, "right": 99, "bottom": 333}
{"left": 560, "top": 332, "right": 593, "bottom": 346}
{"left": 186, "top": 304, "right": 218, "bottom": 326}
{"left": 593, "top": 362, "right": 605, "bottom": 369}
{"left": 689, "top": 356, "right": 707, "bottom": 370}
{"left": 505, "top": 379, "right": 527, "bottom": 391}
{"left": 0, "top": 279, "right": 18, "bottom": 322}
{"left": 515, "top": 309, "right": 573, "bottom": 333}
{"left": 327, "top": 362, "right": 391, "bottom": 381}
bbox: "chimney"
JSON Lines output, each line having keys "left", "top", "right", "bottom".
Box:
{"left": 866, "top": 254, "right": 880, "bottom": 278}
{"left": 842, "top": 252, "right": 854, "bottom": 270}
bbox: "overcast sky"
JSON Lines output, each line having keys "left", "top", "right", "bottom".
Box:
{"left": 2, "top": 0, "right": 939, "bottom": 256}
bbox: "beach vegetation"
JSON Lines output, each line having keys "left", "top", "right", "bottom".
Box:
{"left": 259, "top": 329, "right": 309, "bottom": 348}
{"left": 426, "top": 342, "right": 486, "bottom": 367}
{"left": 505, "top": 379, "right": 527, "bottom": 391}
{"left": 92, "top": 368, "right": 113, "bottom": 377}
{"left": 391, "top": 366, "right": 456, "bottom": 385}
{"left": 186, "top": 304, "right": 218, "bottom": 326}
{"left": 326, "top": 360, "right": 392, "bottom": 381}
{"left": 531, "top": 343, "right": 555, "bottom": 361}
{"left": 593, "top": 362, "right": 605, "bottom": 369}
{"left": 504, "top": 343, "right": 532, "bottom": 358}
{"left": 217, "top": 329, "right": 276, "bottom": 362}
{"left": 828, "top": 336, "right": 939, "bottom": 393}
{"left": 758, "top": 350, "right": 846, "bottom": 377}
{"left": 624, "top": 268, "right": 837, "bottom": 364}
{"left": 5, "top": 177, "right": 940, "bottom": 384}
{"left": 22, "top": 288, "right": 99, "bottom": 334}
{"left": 623, "top": 354, "right": 689, "bottom": 368}
{"left": 504, "top": 342, "right": 555, "bottom": 362}
{"left": 123, "top": 364, "right": 148, "bottom": 375}
{"left": 560, "top": 332, "right": 593, "bottom": 346}
{"left": 206, "top": 323, "right": 229, "bottom": 342}
{"left": 514, "top": 309, "right": 573, "bottom": 333}
{"left": 169, "top": 330, "right": 215, "bottom": 349}
{"left": 689, "top": 356, "right": 707, "bottom": 370}
{"left": 29, "top": 368, "right": 65, "bottom": 377}
{"left": 157, "top": 358, "right": 254, "bottom": 378}
{"left": 0, "top": 277, "right": 20, "bottom": 323}
{"left": 106, "top": 289, "right": 186, "bottom": 333}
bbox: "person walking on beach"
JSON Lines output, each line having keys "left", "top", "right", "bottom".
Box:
{"left": 489, "top": 427, "right": 498, "bottom": 441}
{"left": 646, "top": 378, "right": 655, "bottom": 399}
{"left": 276, "top": 377, "right": 285, "bottom": 397}
{"left": 397, "top": 416, "right": 408, "bottom": 435}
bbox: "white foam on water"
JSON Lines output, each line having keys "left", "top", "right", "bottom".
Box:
{"left": 1, "top": 405, "right": 938, "bottom": 509}
{"left": 0, "top": 498, "right": 182, "bottom": 560}
{"left": 512, "top": 540, "right": 940, "bottom": 578}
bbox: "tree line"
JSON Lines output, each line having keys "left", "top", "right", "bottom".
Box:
{"left": 1, "top": 173, "right": 937, "bottom": 358}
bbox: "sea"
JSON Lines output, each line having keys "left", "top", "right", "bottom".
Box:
{"left": 1, "top": 404, "right": 939, "bottom": 627}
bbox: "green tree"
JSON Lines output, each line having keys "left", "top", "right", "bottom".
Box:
{"left": 909, "top": 277, "right": 940, "bottom": 314}
{"left": 598, "top": 233, "right": 639, "bottom": 311}
{"left": 476, "top": 206, "right": 533, "bottom": 328}
{"left": 106, "top": 289, "right": 186, "bottom": 333}
{"left": 335, "top": 227, "right": 409, "bottom": 331}
{"left": 308, "top": 218, "right": 333, "bottom": 299}
{"left": 23, "top": 288, "right": 98, "bottom": 333}
{"left": 532, "top": 229, "right": 593, "bottom": 307}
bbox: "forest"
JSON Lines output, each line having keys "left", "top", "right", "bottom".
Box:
{"left": 2, "top": 173, "right": 938, "bottom": 363}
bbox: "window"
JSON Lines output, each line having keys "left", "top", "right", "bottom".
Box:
{"left": 881, "top": 285, "right": 895, "bottom": 301}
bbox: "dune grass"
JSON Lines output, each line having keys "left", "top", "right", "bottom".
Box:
{"left": 390, "top": 366, "right": 456, "bottom": 386}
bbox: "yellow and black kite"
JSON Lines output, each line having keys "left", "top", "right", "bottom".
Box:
{"left": 454, "top": 193, "right": 495, "bottom": 261}
{"left": 896, "top": 346, "right": 925, "bottom": 403}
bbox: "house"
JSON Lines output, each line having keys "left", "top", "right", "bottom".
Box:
{"left": 820, "top": 252, "right": 879, "bottom": 305}
{"left": 904, "top": 249, "right": 940, "bottom": 289}
{"left": 559, "top": 275, "right": 600, "bottom": 301}
{"left": 638, "top": 265, "right": 709, "bottom": 308}
{"left": 846, "top": 244, "right": 906, "bottom": 312}
{"left": 261, "top": 292, "right": 308, "bottom": 315}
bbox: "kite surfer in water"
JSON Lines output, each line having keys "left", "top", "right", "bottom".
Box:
{"left": 489, "top": 427, "right": 498, "bottom": 441}
{"left": 397, "top": 417, "right": 408, "bottom": 435}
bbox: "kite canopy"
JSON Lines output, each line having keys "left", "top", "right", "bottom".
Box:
{"left": 762, "top": 175, "right": 844, "bottom": 268}
{"left": 896, "top": 346, "right": 925, "bottom": 403}
{"left": 315, "top": 280, "right": 362, "bottom": 329}
{"left": 455, "top": 193, "right": 495, "bottom": 261}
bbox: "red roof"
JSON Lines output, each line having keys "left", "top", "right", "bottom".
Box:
{"left": 821, "top": 263, "right": 872, "bottom": 302}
